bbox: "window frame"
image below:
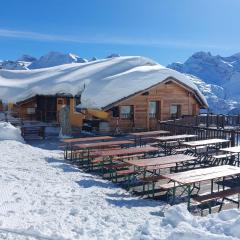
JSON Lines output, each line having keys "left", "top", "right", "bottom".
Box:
{"left": 119, "top": 105, "right": 134, "bottom": 120}
{"left": 170, "top": 104, "right": 181, "bottom": 119}
{"left": 148, "top": 101, "right": 158, "bottom": 119}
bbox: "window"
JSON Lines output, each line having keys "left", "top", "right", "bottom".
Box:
{"left": 149, "top": 101, "right": 157, "bottom": 118}
{"left": 170, "top": 105, "right": 181, "bottom": 119}
{"left": 120, "top": 106, "right": 133, "bottom": 119}
{"left": 73, "top": 96, "right": 81, "bottom": 112}
{"left": 27, "top": 108, "right": 35, "bottom": 114}
{"left": 57, "top": 99, "right": 63, "bottom": 105}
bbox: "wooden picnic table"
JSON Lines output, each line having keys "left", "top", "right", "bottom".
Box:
{"left": 184, "top": 138, "right": 230, "bottom": 147}
{"left": 130, "top": 130, "right": 169, "bottom": 137}
{"left": 123, "top": 154, "right": 197, "bottom": 169}
{"left": 73, "top": 140, "right": 134, "bottom": 150}
{"left": 62, "top": 136, "right": 114, "bottom": 143}
{"left": 162, "top": 165, "right": 240, "bottom": 209}
{"left": 220, "top": 146, "right": 240, "bottom": 153}
{"left": 129, "top": 130, "right": 169, "bottom": 146}
{"left": 155, "top": 134, "right": 197, "bottom": 142}
{"left": 96, "top": 146, "right": 159, "bottom": 158}
{"left": 62, "top": 136, "right": 114, "bottom": 159}
{"left": 91, "top": 146, "right": 159, "bottom": 175}
{"left": 184, "top": 138, "right": 230, "bottom": 155}
{"left": 154, "top": 134, "right": 197, "bottom": 154}
{"left": 68, "top": 140, "right": 134, "bottom": 160}
{"left": 220, "top": 146, "right": 240, "bottom": 166}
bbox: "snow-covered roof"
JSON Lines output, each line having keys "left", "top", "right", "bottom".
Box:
{"left": 0, "top": 56, "right": 208, "bottom": 109}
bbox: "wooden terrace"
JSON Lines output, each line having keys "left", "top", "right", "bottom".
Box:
{"left": 59, "top": 128, "right": 240, "bottom": 216}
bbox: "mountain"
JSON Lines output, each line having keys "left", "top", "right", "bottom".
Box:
{"left": 0, "top": 56, "right": 206, "bottom": 110}
{"left": 168, "top": 51, "right": 240, "bottom": 113}
{"left": 0, "top": 54, "right": 36, "bottom": 70}
{"left": 0, "top": 60, "right": 29, "bottom": 70}
{"left": 28, "top": 51, "right": 88, "bottom": 69}
{"left": 17, "top": 54, "right": 37, "bottom": 62}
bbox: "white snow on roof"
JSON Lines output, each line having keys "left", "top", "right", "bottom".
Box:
{"left": 0, "top": 56, "right": 207, "bottom": 108}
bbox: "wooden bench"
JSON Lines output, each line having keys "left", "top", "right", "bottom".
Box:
{"left": 212, "top": 153, "right": 238, "bottom": 165}
{"left": 192, "top": 187, "right": 240, "bottom": 215}
{"left": 139, "top": 175, "right": 165, "bottom": 183}
{"left": 115, "top": 169, "right": 136, "bottom": 177}
{"left": 212, "top": 153, "right": 237, "bottom": 159}
{"left": 175, "top": 148, "right": 189, "bottom": 153}
{"left": 113, "top": 154, "right": 144, "bottom": 161}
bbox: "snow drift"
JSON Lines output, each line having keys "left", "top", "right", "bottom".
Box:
{"left": 0, "top": 122, "right": 24, "bottom": 142}
{"left": 0, "top": 56, "right": 207, "bottom": 109}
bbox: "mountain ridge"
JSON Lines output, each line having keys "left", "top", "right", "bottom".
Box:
{"left": 168, "top": 51, "right": 240, "bottom": 113}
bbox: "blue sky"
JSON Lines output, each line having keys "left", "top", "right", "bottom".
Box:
{"left": 0, "top": 0, "right": 240, "bottom": 65}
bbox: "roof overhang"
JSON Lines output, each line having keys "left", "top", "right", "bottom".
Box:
{"left": 102, "top": 76, "right": 208, "bottom": 111}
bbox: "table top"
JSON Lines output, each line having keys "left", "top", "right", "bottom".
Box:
{"left": 130, "top": 130, "right": 169, "bottom": 137}
{"left": 96, "top": 146, "right": 159, "bottom": 157}
{"left": 155, "top": 134, "right": 197, "bottom": 142}
{"left": 62, "top": 136, "right": 113, "bottom": 143}
{"left": 220, "top": 146, "right": 240, "bottom": 153}
{"left": 123, "top": 154, "right": 197, "bottom": 168}
{"left": 184, "top": 138, "right": 230, "bottom": 147}
{"left": 162, "top": 165, "right": 240, "bottom": 185}
{"left": 73, "top": 140, "right": 134, "bottom": 149}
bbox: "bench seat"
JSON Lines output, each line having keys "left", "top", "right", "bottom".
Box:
{"left": 212, "top": 153, "right": 238, "bottom": 160}
{"left": 115, "top": 169, "right": 136, "bottom": 176}
{"left": 139, "top": 175, "right": 165, "bottom": 183}
{"left": 192, "top": 187, "right": 240, "bottom": 204}
{"left": 159, "top": 182, "right": 179, "bottom": 190}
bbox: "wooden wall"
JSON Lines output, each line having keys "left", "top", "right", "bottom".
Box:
{"left": 69, "top": 98, "right": 84, "bottom": 127}
{"left": 17, "top": 99, "right": 37, "bottom": 120}
{"left": 17, "top": 96, "right": 85, "bottom": 127}
{"left": 107, "top": 80, "right": 200, "bottom": 132}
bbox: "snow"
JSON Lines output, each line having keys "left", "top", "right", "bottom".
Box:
{"left": 0, "top": 56, "right": 207, "bottom": 109}
{"left": 0, "top": 124, "right": 240, "bottom": 239}
{"left": 0, "top": 122, "right": 24, "bottom": 142}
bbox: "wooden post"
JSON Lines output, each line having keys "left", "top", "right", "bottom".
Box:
{"left": 230, "top": 130, "right": 236, "bottom": 147}
{"left": 206, "top": 113, "right": 209, "bottom": 128}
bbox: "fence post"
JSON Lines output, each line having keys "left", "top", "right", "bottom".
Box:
{"left": 206, "top": 113, "right": 209, "bottom": 128}
{"left": 230, "top": 130, "right": 236, "bottom": 147}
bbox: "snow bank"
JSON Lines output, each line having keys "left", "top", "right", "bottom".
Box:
{"left": 0, "top": 122, "right": 24, "bottom": 142}
{"left": 0, "top": 56, "right": 207, "bottom": 109}
{"left": 162, "top": 204, "right": 240, "bottom": 240}
{"left": 0, "top": 139, "right": 240, "bottom": 239}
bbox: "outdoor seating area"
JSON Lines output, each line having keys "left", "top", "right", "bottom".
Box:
{"left": 61, "top": 130, "right": 240, "bottom": 216}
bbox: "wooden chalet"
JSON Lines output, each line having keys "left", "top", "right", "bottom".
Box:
{"left": 15, "top": 76, "right": 207, "bottom": 132}
{"left": 16, "top": 94, "right": 83, "bottom": 126}
{"left": 103, "top": 77, "right": 207, "bottom": 131}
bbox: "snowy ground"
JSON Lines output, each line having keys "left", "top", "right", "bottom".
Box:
{"left": 0, "top": 124, "right": 240, "bottom": 239}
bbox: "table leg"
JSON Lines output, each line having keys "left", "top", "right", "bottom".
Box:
{"left": 70, "top": 144, "right": 73, "bottom": 160}
{"left": 211, "top": 179, "right": 214, "bottom": 193}
{"left": 187, "top": 185, "right": 191, "bottom": 210}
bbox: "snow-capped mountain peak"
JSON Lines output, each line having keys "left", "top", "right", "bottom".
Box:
{"left": 17, "top": 54, "right": 37, "bottom": 62}
{"left": 28, "top": 51, "right": 88, "bottom": 69}
{"left": 168, "top": 51, "right": 240, "bottom": 113}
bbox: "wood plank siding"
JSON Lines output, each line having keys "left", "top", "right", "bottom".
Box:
{"left": 106, "top": 80, "right": 200, "bottom": 131}
{"left": 16, "top": 78, "right": 204, "bottom": 132}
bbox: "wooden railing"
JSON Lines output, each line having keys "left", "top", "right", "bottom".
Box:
{"left": 159, "top": 120, "right": 240, "bottom": 146}
{"left": 172, "top": 114, "right": 240, "bottom": 129}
